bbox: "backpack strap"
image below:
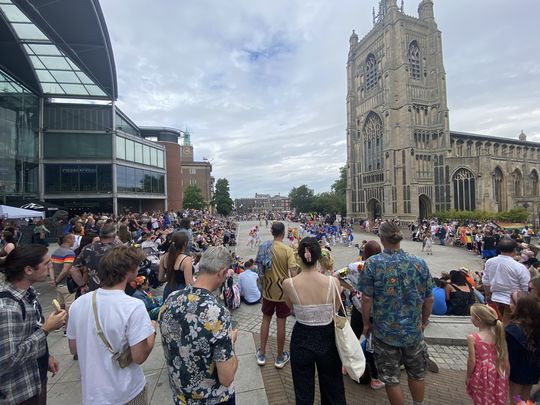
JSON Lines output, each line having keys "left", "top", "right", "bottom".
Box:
{"left": 0, "top": 291, "right": 26, "bottom": 320}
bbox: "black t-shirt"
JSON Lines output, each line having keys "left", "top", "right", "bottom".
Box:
{"left": 483, "top": 235, "right": 496, "bottom": 250}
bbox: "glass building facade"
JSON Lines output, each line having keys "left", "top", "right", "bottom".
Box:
{"left": 0, "top": 69, "right": 39, "bottom": 202}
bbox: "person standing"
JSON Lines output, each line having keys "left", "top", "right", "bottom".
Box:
{"left": 359, "top": 221, "right": 434, "bottom": 405}
{"left": 49, "top": 233, "right": 76, "bottom": 334}
{"left": 160, "top": 246, "right": 238, "bottom": 404}
{"left": 282, "top": 237, "right": 346, "bottom": 404}
{"left": 257, "top": 222, "right": 297, "bottom": 369}
{"left": 482, "top": 238, "right": 530, "bottom": 324}
{"left": 67, "top": 245, "right": 156, "bottom": 405}
{"left": 0, "top": 245, "right": 66, "bottom": 405}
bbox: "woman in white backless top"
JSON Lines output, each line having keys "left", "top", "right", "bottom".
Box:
{"left": 283, "top": 237, "right": 346, "bottom": 405}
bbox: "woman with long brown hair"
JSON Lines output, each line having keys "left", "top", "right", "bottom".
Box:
{"left": 159, "top": 231, "right": 193, "bottom": 301}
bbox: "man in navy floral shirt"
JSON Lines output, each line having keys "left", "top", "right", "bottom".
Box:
{"left": 160, "top": 246, "right": 238, "bottom": 405}
{"left": 359, "top": 221, "right": 434, "bottom": 405}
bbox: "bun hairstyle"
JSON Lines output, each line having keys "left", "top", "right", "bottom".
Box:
{"left": 470, "top": 303, "right": 508, "bottom": 373}
{"left": 298, "top": 237, "right": 321, "bottom": 267}
{"left": 378, "top": 221, "right": 403, "bottom": 244}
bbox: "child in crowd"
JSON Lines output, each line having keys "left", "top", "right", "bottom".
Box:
{"left": 131, "top": 275, "right": 163, "bottom": 320}
{"left": 466, "top": 304, "right": 509, "bottom": 405}
{"left": 424, "top": 231, "right": 433, "bottom": 255}
{"left": 506, "top": 295, "right": 540, "bottom": 405}
{"left": 318, "top": 248, "right": 334, "bottom": 276}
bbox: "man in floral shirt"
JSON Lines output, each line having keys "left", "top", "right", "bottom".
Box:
{"left": 160, "top": 246, "right": 238, "bottom": 405}
{"left": 359, "top": 221, "right": 434, "bottom": 405}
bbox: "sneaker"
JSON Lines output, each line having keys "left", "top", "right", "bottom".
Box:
{"left": 256, "top": 349, "right": 266, "bottom": 366}
{"left": 73, "top": 354, "right": 78, "bottom": 361}
{"left": 274, "top": 351, "right": 290, "bottom": 369}
{"left": 370, "top": 379, "right": 385, "bottom": 390}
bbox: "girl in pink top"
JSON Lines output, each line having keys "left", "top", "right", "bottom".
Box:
{"left": 466, "top": 303, "right": 509, "bottom": 405}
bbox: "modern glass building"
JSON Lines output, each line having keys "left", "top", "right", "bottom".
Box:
{"left": 0, "top": 0, "right": 167, "bottom": 214}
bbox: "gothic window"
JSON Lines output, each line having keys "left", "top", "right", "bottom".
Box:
{"left": 513, "top": 169, "right": 523, "bottom": 197}
{"left": 408, "top": 41, "right": 421, "bottom": 80}
{"left": 363, "top": 112, "right": 383, "bottom": 172}
{"left": 531, "top": 169, "right": 539, "bottom": 196}
{"left": 493, "top": 144, "right": 499, "bottom": 156}
{"left": 452, "top": 168, "right": 476, "bottom": 211}
{"left": 493, "top": 167, "right": 506, "bottom": 212}
{"left": 365, "top": 54, "right": 378, "bottom": 91}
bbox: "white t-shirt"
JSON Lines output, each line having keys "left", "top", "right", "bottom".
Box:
{"left": 482, "top": 255, "right": 530, "bottom": 305}
{"left": 238, "top": 270, "right": 261, "bottom": 303}
{"left": 67, "top": 288, "right": 155, "bottom": 405}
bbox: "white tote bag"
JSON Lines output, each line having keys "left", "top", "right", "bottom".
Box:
{"left": 331, "top": 278, "right": 366, "bottom": 382}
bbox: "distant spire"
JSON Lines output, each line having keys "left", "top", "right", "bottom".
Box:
{"left": 401, "top": 0, "right": 404, "bottom": 12}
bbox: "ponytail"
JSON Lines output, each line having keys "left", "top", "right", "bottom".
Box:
{"left": 494, "top": 319, "right": 509, "bottom": 375}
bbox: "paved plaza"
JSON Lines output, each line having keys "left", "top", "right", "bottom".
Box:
{"left": 41, "top": 220, "right": 488, "bottom": 404}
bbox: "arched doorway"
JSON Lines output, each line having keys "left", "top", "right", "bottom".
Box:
{"left": 419, "top": 195, "right": 432, "bottom": 220}
{"left": 367, "top": 198, "right": 382, "bottom": 220}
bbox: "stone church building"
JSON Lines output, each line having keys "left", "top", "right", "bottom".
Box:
{"left": 346, "top": 0, "right": 540, "bottom": 223}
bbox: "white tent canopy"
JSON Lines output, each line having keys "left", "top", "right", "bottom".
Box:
{"left": 0, "top": 205, "right": 45, "bottom": 219}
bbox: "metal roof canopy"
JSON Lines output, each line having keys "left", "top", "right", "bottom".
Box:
{"left": 0, "top": 0, "right": 117, "bottom": 100}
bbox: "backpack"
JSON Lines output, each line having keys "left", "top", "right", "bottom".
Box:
{"left": 223, "top": 276, "right": 240, "bottom": 310}
{"left": 255, "top": 240, "right": 273, "bottom": 276}
{"left": 0, "top": 291, "right": 26, "bottom": 320}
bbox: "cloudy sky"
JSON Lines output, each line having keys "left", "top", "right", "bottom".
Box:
{"left": 99, "top": 0, "right": 540, "bottom": 198}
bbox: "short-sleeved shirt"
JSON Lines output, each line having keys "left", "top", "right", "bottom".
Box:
{"left": 263, "top": 240, "right": 297, "bottom": 302}
{"left": 359, "top": 248, "right": 433, "bottom": 347}
{"left": 72, "top": 241, "right": 119, "bottom": 291}
{"left": 159, "top": 285, "right": 235, "bottom": 405}
{"left": 50, "top": 246, "right": 76, "bottom": 285}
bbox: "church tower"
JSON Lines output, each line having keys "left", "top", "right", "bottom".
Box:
{"left": 346, "top": 0, "right": 450, "bottom": 221}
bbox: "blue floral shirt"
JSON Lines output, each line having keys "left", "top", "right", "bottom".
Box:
{"left": 159, "top": 285, "right": 235, "bottom": 405}
{"left": 359, "top": 248, "right": 433, "bottom": 347}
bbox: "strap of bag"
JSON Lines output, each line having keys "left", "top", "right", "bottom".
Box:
{"left": 0, "top": 291, "right": 26, "bottom": 320}
{"left": 92, "top": 291, "right": 115, "bottom": 354}
{"left": 331, "top": 277, "right": 346, "bottom": 315}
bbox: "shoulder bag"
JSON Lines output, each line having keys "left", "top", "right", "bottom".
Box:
{"left": 92, "top": 291, "right": 133, "bottom": 368}
{"left": 331, "top": 278, "right": 366, "bottom": 382}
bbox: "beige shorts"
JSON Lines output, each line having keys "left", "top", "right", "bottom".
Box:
{"left": 56, "top": 284, "right": 76, "bottom": 308}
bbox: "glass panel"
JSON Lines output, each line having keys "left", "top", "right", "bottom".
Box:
{"left": 116, "top": 165, "right": 127, "bottom": 192}
{"left": 143, "top": 171, "right": 151, "bottom": 193}
{"left": 44, "top": 164, "right": 60, "bottom": 193}
{"left": 116, "top": 136, "right": 125, "bottom": 160}
{"left": 0, "top": 4, "right": 30, "bottom": 22}
{"left": 151, "top": 148, "right": 158, "bottom": 167}
{"left": 79, "top": 165, "right": 97, "bottom": 192}
{"left": 135, "top": 168, "right": 144, "bottom": 193}
{"left": 38, "top": 56, "right": 71, "bottom": 70}
{"left": 28, "top": 43, "right": 62, "bottom": 56}
{"left": 51, "top": 70, "right": 80, "bottom": 83}
{"left": 125, "top": 139, "right": 134, "bottom": 161}
{"left": 44, "top": 133, "right": 112, "bottom": 159}
{"left": 42, "top": 83, "right": 65, "bottom": 94}
{"left": 59, "top": 83, "right": 89, "bottom": 95}
{"left": 158, "top": 174, "right": 165, "bottom": 194}
{"left": 126, "top": 167, "right": 136, "bottom": 192}
{"left": 85, "top": 84, "right": 106, "bottom": 96}
{"left": 76, "top": 71, "right": 94, "bottom": 84}
{"left": 157, "top": 150, "right": 164, "bottom": 168}
{"left": 35, "top": 70, "right": 55, "bottom": 82}
{"left": 134, "top": 142, "right": 143, "bottom": 163}
{"left": 11, "top": 22, "right": 48, "bottom": 40}
{"left": 151, "top": 172, "right": 158, "bottom": 193}
{"left": 143, "top": 145, "right": 150, "bottom": 165}
{"left": 28, "top": 55, "right": 46, "bottom": 69}
{"left": 60, "top": 165, "right": 79, "bottom": 192}
{"left": 97, "top": 165, "right": 112, "bottom": 192}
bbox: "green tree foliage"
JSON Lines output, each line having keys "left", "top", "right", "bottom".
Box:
{"left": 183, "top": 185, "right": 205, "bottom": 210}
{"left": 289, "top": 167, "right": 347, "bottom": 215}
{"left": 213, "top": 178, "right": 234, "bottom": 216}
{"left": 289, "top": 185, "right": 315, "bottom": 213}
{"left": 433, "top": 207, "right": 529, "bottom": 223}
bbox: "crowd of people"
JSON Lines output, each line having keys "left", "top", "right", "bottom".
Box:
{"left": 1, "top": 208, "right": 540, "bottom": 405}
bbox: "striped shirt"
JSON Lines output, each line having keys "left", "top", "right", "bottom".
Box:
{"left": 51, "top": 246, "right": 76, "bottom": 285}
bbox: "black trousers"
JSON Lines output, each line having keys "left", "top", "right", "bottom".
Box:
{"left": 350, "top": 306, "right": 379, "bottom": 380}
{"left": 290, "top": 322, "right": 346, "bottom": 405}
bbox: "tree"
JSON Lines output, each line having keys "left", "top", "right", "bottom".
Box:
{"left": 331, "top": 166, "right": 347, "bottom": 197}
{"left": 213, "top": 178, "right": 233, "bottom": 216}
{"left": 312, "top": 192, "right": 343, "bottom": 215}
{"left": 183, "top": 185, "right": 205, "bottom": 210}
{"left": 289, "top": 185, "right": 315, "bottom": 213}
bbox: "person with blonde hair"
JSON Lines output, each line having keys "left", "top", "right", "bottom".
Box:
{"left": 318, "top": 248, "right": 334, "bottom": 276}
{"left": 466, "top": 303, "right": 509, "bottom": 405}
